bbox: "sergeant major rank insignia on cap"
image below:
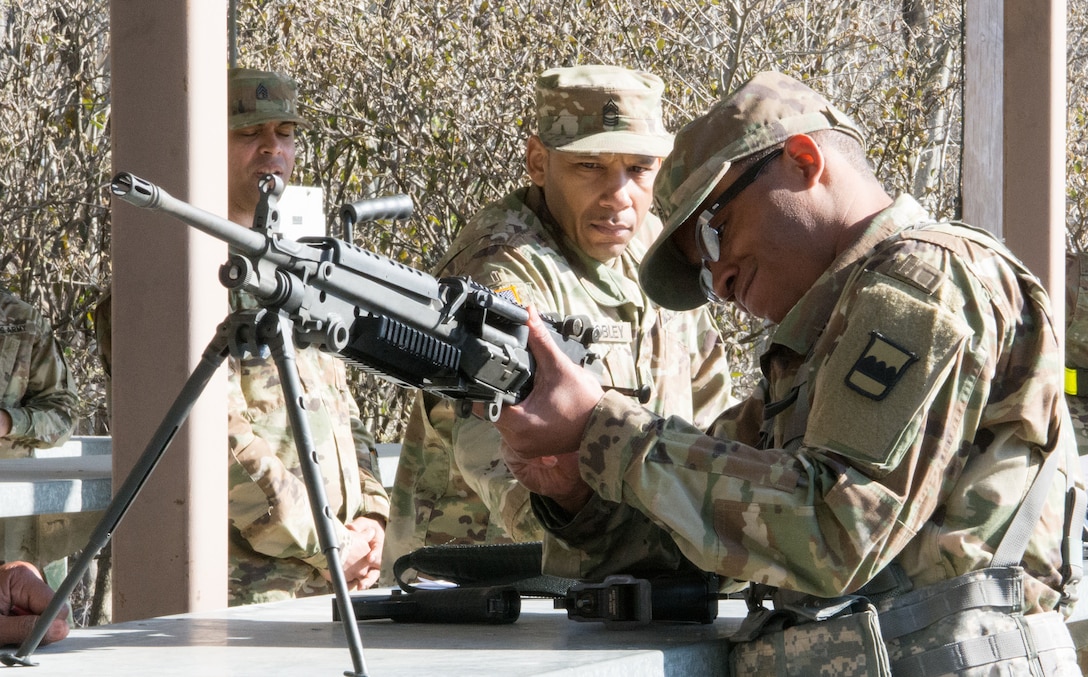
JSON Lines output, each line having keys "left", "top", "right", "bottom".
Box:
{"left": 602, "top": 99, "right": 620, "bottom": 127}
{"left": 845, "top": 331, "right": 917, "bottom": 400}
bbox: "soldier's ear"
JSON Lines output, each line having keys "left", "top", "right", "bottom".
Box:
{"left": 526, "top": 136, "right": 548, "bottom": 187}
{"left": 783, "top": 134, "right": 823, "bottom": 187}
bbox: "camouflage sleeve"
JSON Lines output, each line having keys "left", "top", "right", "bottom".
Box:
{"left": 226, "top": 362, "right": 351, "bottom": 570}
{"left": 451, "top": 414, "right": 541, "bottom": 541}
{"left": 531, "top": 492, "right": 692, "bottom": 580}
{"left": 379, "top": 391, "right": 437, "bottom": 576}
{"left": 348, "top": 394, "right": 390, "bottom": 522}
{"left": 686, "top": 307, "right": 736, "bottom": 432}
{"left": 2, "top": 311, "right": 77, "bottom": 448}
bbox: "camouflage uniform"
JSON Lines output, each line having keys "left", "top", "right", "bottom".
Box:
{"left": 227, "top": 294, "right": 390, "bottom": 605}
{"left": 0, "top": 285, "right": 79, "bottom": 566}
{"left": 536, "top": 72, "right": 1084, "bottom": 675}
{"left": 381, "top": 65, "right": 734, "bottom": 583}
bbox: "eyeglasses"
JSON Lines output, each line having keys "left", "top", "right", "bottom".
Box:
{"left": 694, "top": 148, "right": 783, "bottom": 303}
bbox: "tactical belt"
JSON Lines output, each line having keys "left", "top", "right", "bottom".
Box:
{"left": 881, "top": 425, "right": 1083, "bottom": 675}
{"left": 876, "top": 567, "right": 1022, "bottom": 640}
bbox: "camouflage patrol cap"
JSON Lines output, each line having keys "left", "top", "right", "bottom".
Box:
{"left": 535, "top": 65, "right": 673, "bottom": 157}
{"left": 228, "top": 67, "right": 311, "bottom": 130}
{"left": 639, "top": 71, "right": 866, "bottom": 311}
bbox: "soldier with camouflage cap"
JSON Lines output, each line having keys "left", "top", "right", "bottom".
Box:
{"left": 381, "top": 64, "right": 734, "bottom": 583}
{"left": 494, "top": 71, "right": 1084, "bottom": 675}
{"left": 90, "top": 68, "right": 388, "bottom": 603}
{"left": 223, "top": 67, "right": 389, "bottom": 604}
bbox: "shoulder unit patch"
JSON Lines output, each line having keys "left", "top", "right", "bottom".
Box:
{"left": 845, "top": 331, "right": 918, "bottom": 401}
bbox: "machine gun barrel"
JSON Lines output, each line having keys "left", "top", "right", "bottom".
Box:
{"left": 109, "top": 172, "right": 599, "bottom": 420}
{"left": 111, "top": 172, "right": 268, "bottom": 257}
{"left": 111, "top": 172, "right": 444, "bottom": 325}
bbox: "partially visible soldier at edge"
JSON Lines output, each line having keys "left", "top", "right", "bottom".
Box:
{"left": 0, "top": 283, "right": 84, "bottom": 574}
{"left": 1064, "top": 250, "right": 1088, "bottom": 671}
{"left": 0, "top": 284, "right": 76, "bottom": 455}
{"left": 224, "top": 67, "right": 389, "bottom": 604}
{"left": 381, "top": 64, "right": 735, "bottom": 584}
{"left": 1065, "top": 250, "right": 1088, "bottom": 455}
{"left": 495, "top": 70, "right": 1085, "bottom": 675}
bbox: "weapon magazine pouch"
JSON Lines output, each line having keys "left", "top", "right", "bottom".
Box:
{"left": 728, "top": 600, "right": 891, "bottom": 677}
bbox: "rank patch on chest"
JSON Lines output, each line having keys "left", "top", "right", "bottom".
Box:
{"left": 845, "top": 331, "right": 918, "bottom": 401}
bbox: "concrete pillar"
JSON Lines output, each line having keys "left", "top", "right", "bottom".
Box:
{"left": 962, "top": 0, "right": 1002, "bottom": 236}
{"left": 109, "top": 0, "right": 228, "bottom": 620}
{"left": 1004, "top": 0, "right": 1067, "bottom": 329}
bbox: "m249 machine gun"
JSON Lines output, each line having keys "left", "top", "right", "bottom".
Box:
{"left": 110, "top": 171, "right": 600, "bottom": 421}
{"left": 0, "top": 172, "right": 600, "bottom": 677}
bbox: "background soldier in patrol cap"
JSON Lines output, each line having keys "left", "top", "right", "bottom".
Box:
{"left": 224, "top": 67, "right": 389, "bottom": 604}
{"left": 494, "top": 70, "right": 1084, "bottom": 675}
{"left": 381, "top": 64, "right": 735, "bottom": 582}
{"left": 94, "top": 68, "right": 390, "bottom": 607}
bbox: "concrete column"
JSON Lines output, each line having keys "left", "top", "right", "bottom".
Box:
{"left": 109, "top": 0, "right": 228, "bottom": 620}
{"left": 1004, "top": 0, "right": 1066, "bottom": 329}
{"left": 962, "top": 0, "right": 1002, "bottom": 236}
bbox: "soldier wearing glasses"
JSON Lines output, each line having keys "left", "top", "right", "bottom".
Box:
{"left": 494, "top": 71, "right": 1085, "bottom": 675}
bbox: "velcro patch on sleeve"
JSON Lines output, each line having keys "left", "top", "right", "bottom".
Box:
{"left": 805, "top": 274, "right": 970, "bottom": 473}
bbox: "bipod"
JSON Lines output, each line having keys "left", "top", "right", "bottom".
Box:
{"left": 0, "top": 308, "right": 370, "bottom": 677}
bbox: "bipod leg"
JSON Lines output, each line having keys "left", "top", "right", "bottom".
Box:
{"left": 0, "top": 320, "right": 233, "bottom": 667}
{"left": 261, "top": 313, "right": 369, "bottom": 677}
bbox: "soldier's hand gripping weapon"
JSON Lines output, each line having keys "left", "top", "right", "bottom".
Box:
{"left": 109, "top": 172, "right": 600, "bottom": 421}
